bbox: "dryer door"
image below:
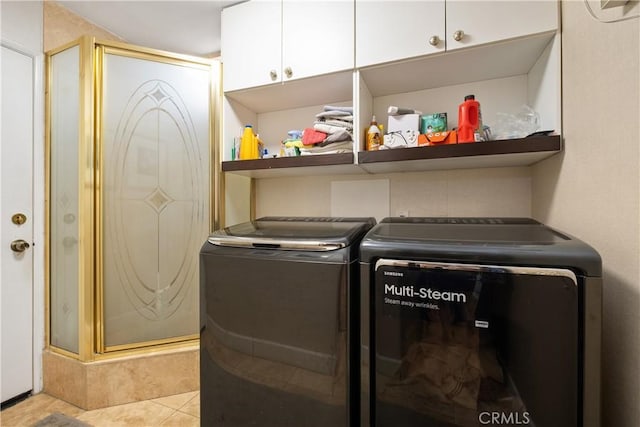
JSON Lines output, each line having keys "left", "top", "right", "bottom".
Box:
{"left": 372, "top": 259, "right": 580, "bottom": 427}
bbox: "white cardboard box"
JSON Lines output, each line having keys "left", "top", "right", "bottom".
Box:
{"left": 388, "top": 114, "right": 420, "bottom": 133}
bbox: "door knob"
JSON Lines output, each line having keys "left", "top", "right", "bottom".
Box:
{"left": 453, "top": 30, "right": 465, "bottom": 42}
{"left": 429, "top": 35, "right": 440, "bottom": 47}
{"left": 269, "top": 69, "right": 278, "bottom": 81}
{"left": 284, "top": 67, "right": 293, "bottom": 79}
{"left": 10, "top": 239, "right": 30, "bottom": 253}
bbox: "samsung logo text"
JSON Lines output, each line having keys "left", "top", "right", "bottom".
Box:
{"left": 383, "top": 271, "right": 403, "bottom": 277}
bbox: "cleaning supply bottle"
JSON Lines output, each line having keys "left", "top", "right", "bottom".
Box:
{"left": 366, "top": 116, "right": 381, "bottom": 151}
{"left": 457, "top": 95, "right": 482, "bottom": 143}
{"left": 239, "top": 125, "right": 258, "bottom": 159}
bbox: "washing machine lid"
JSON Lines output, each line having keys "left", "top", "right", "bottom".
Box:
{"left": 208, "top": 216, "right": 376, "bottom": 251}
{"left": 360, "top": 217, "right": 602, "bottom": 276}
{"left": 373, "top": 217, "right": 564, "bottom": 244}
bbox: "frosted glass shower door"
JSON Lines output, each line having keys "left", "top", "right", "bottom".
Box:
{"left": 100, "top": 49, "right": 211, "bottom": 349}
{"left": 49, "top": 45, "right": 81, "bottom": 354}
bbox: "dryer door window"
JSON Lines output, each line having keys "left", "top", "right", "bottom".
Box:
{"left": 373, "top": 259, "right": 579, "bottom": 427}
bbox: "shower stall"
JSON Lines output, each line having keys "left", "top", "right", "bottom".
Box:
{"left": 45, "top": 37, "right": 219, "bottom": 408}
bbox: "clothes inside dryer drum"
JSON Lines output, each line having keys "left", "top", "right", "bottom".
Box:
{"left": 374, "top": 261, "right": 578, "bottom": 427}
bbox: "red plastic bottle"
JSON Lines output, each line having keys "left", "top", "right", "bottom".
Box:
{"left": 457, "top": 94, "right": 482, "bottom": 143}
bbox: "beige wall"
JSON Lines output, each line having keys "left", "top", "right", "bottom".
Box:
{"left": 44, "top": 1, "right": 123, "bottom": 52}
{"left": 256, "top": 167, "right": 532, "bottom": 220}
{"left": 533, "top": 2, "right": 640, "bottom": 427}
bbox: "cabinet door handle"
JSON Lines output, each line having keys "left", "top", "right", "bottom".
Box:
{"left": 269, "top": 69, "right": 278, "bottom": 81}
{"left": 284, "top": 67, "right": 293, "bottom": 79}
{"left": 453, "top": 30, "right": 465, "bottom": 42}
{"left": 429, "top": 35, "right": 440, "bottom": 47}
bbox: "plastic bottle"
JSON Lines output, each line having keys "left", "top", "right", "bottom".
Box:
{"left": 457, "top": 95, "right": 483, "bottom": 143}
{"left": 366, "top": 116, "right": 381, "bottom": 151}
{"left": 239, "top": 125, "right": 258, "bottom": 160}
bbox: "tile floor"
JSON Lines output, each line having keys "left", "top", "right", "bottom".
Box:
{"left": 0, "top": 390, "right": 200, "bottom": 426}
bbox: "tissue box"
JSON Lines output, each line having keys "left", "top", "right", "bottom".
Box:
{"left": 388, "top": 114, "right": 419, "bottom": 133}
{"left": 418, "top": 130, "right": 457, "bottom": 146}
{"left": 419, "top": 113, "right": 447, "bottom": 134}
{"left": 383, "top": 130, "right": 418, "bottom": 148}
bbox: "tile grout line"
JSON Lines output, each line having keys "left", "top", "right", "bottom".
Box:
{"left": 151, "top": 391, "right": 199, "bottom": 411}
{"left": 176, "top": 393, "right": 200, "bottom": 418}
{"left": 157, "top": 407, "right": 180, "bottom": 425}
{"left": 152, "top": 399, "right": 178, "bottom": 410}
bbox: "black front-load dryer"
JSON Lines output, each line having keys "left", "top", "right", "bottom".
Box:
{"left": 359, "top": 217, "right": 602, "bottom": 427}
{"left": 200, "top": 216, "right": 375, "bottom": 426}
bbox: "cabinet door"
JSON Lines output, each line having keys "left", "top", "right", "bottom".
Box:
{"left": 221, "top": 1, "right": 282, "bottom": 92}
{"left": 355, "top": 0, "right": 445, "bottom": 68}
{"left": 282, "top": 0, "right": 354, "bottom": 82}
{"left": 446, "top": 1, "right": 558, "bottom": 51}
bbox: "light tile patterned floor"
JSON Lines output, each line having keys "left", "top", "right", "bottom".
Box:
{"left": 0, "top": 391, "right": 200, "bottom": 427}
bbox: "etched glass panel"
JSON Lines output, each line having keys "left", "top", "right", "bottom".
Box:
{"left": 102, "top": 53, "right": 210, "bottom": 347}
{"left": 49, "top": 46, "right": 80, "bottom": 354}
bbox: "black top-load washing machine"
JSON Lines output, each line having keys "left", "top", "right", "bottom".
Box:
{"left": 359, "top": 218, "right": 602, "bottom": 427}
{"left": 200, "top": 216, "right": 376, "bottom": 427}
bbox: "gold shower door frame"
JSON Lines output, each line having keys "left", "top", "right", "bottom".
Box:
{"left": 45, "top": 37, "right": 221, "bottom": 361}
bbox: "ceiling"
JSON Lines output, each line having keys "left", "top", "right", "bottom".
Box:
{"left": 58, "top": 1, "right": 243, "bottom": 57}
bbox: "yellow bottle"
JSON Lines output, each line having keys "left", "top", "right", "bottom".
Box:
{"left": 366, "top": 116, "right": 381, "bottom": 151}
{"left": 239, "top": 125, "right": 258, "bottom": 160}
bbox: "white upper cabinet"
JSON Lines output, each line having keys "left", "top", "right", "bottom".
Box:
{"left": 355, "top": 0, "right": 558, "bottom": 69}
{"left": 221, "top": 1, "right": 282, "bottom": 92}
{"left": 355, "top": 1, "right": 446, "bottom": 68}
{"left": 282, "top": 0, "right": 354, "bottom": 82}
{"left": 445, "top": 1, "right": 559, "bottom": 51}
{"left": 222, "top": 0, "right": 354, "bottom": 93}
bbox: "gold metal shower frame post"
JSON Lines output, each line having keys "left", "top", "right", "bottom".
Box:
{"left": 45, "top": 36, "right": 220, "bottom": 362}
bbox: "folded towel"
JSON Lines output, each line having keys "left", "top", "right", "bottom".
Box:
{"left": 314, "top": 123, "right": 352, "bottom": 135}
{"left": 316, "top": 110, "right": 353, "bottom": 118}
{"left": 317, "top": 119, "right": 354, "bottom": 129}
{"left": 323, "top": 105, "right": 353, "bottom": 113}
{"left": 302, "top": 128, "right": 327, "bottom": 146}
{"left": 299, "top": 140, "right": 353, "bottom": 155}
{"left": 321, "top": 128, "right": 352, "bottom": 144}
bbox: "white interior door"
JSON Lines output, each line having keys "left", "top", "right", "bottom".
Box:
{"left": 1, "top": 44, "right": 34, "bottom": 403}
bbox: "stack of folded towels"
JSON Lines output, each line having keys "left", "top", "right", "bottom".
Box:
{"left": 299, "top": 105, "right": 353, "bottom": 155}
